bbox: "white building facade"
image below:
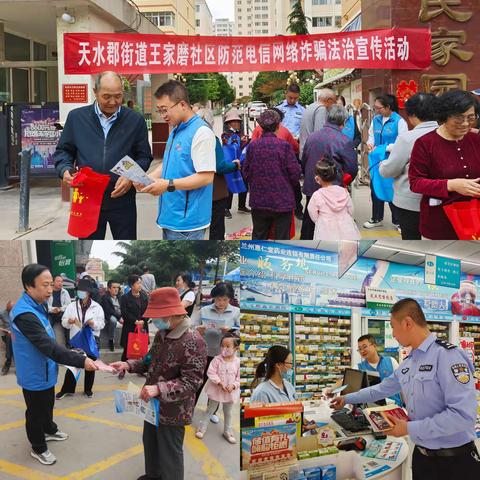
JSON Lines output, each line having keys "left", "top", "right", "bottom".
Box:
{"left": 195, "top": 0, "right": 213, "bottom": 36}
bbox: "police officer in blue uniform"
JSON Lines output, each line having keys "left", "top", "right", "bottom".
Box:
{"left": 332, "top": 298, "right": 480, "bottom": 479}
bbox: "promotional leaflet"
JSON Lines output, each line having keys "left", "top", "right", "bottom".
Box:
{"left": 114, "top": 382, "right": 159, "bottom": 426}
{"left": 362, "top": 405, "right": 409, "bottom": 432}
{"left": 362, "top": 440, "right": 403, "bottom": 462}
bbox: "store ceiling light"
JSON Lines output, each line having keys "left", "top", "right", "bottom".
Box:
{"left": 61, "top": 12, "right": 76, "bottom": 24}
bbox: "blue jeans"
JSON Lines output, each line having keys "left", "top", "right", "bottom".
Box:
{"left": 162, "top": 228, "right": 206, "bottom": 240}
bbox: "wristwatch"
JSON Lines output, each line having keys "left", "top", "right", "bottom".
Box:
{"left": 167, "top": 179, "right": 176, "bottom": 192}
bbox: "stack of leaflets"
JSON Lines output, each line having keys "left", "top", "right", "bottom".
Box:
{"left": 362, "top": 405, "right": 409, "bottom": 432}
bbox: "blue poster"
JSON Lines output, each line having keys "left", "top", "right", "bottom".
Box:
{"left": 240, "top": 241, "right": 480, "bottom": 318}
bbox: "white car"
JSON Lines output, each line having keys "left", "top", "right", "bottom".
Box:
{"left": 248, "top": 101, "right": 267, "bottom": 119}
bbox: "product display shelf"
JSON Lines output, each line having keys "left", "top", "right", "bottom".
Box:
{"left": 459, "top": 322, "right": 480, "bottom": 372}
{"left": 240, "top": 310, "right": 291, "bottom": 401}
{"left": 427, "top": 321, "right": 449, "bottom": 341}
{"left": 295, "top": 315, "right": 351, "bottom": 400}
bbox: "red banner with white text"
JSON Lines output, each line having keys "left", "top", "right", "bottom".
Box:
{"left": 63, "top": 28, "right": 431, "bottom": 75}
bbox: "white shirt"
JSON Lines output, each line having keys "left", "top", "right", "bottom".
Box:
{"left": 191, "top": 126, "right": 216, "bottom": 174}
{"left": 62, "top": 300, "right": 105, "bottom": 338}
{"left": 368, "top": 357, "right": 399, "bottom": 370}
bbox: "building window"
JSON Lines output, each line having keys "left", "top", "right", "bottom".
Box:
{"left": 143, "top": 11, "right": 175, "bottom": 27}
{"left": 312, "top": 0, "right": 330, "bottom": 4}
{"left": 312, "top": 16, "right": 332, "bottom": 27}
{"left": 335, "top": 16, "right": 342, "bottom": 27}
{"left": 5, "top": 33, "right": 30, "bottom": 61}
{"left": 196, "top": 4, "right": 200, "bottom": 12}
{"left": 33, "top": 42, "right": 47, "bottom": 61}
{"left": 196, "top": 19, "right": 200, "bottom": 27}
{"left": 336, "top": 0, "right": 341, "bottom": 4}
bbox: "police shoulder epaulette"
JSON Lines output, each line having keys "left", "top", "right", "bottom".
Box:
{"left": 435, "top": 339, "right": 456, "bottom": 350}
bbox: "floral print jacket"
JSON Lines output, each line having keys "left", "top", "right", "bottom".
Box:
{"left": 127, "top": 318, "right": 207, "bottom": 426}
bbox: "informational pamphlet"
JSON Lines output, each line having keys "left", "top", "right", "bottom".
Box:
{"left": 362, "top": 439, "right": 402, "bottom": 462}
{"left": 111, "top": 156, "right": 153, "bottom": 186}
{"left": 363, "top": 405, "right": 409, "bottom": 432}
{"left": 114, "top": 382, "right": 159, "bottom": 426}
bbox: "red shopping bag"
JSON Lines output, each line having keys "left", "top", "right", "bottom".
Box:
{"left": 126, "top": 325, "right": 149, "bottom": 360}
{"left": 67, "top": 167, "right": 110, "bottom": 238}
{"left": 443, "top": 199, "right": 480, "bottom": 240}
{"left": 268, "top": 211, "right": 295, "bottom": 239}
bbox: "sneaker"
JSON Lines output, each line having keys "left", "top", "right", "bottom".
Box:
{"left": 84, "top": 391, "right": 94, "bottom": 398}
{"left": 55, "top": 392, "right": 73, "bottom": 400}
{"left": 394, "top": 224, "right": 402, "bottom": 233}
{"left": 30, "top": 449, "right": 56, "bottom": 465}
{"left": 363, "top": 219, "right": 383, "bottom": 229}
{"left": 136, "top": 476, "right": 161, "bottom": 480}
{"left": 294, "top": 209, "right": 304, "bottom": 220}
{"left": 195, "top": 429, "right": 205, "bottom": 439}
{"left": 210, "top": 414, "right": 220, "bottom": 424}
{"left": 45, "top": 431, "right": 69, "bottom": 442}
{"left": 1, "top": 366, "right": 9, "bottom": 375}
{"left": 223, "top": 432, "right": 237, "bottom": 444}
{"left": 224, "top": 209, "right": 232, "bottom": 219}
{"left": 238, "top": 206, "right": 251, "bottom": 214}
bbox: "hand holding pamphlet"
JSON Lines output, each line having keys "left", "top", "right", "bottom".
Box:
{"left": 362, "top": 405, "right": 409, "bottom": 432}
{"left": 111, "top": 156, "right": 153, "bottom": 186}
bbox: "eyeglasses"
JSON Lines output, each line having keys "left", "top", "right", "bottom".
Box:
{"left": 156, "top": 101, "right": 181, "bottom": 116}
{"left": 374, "top": 106, "right": 385, "bottom": 112}
{"left": 451, "top": 114, "right": 478, "bottom": 125}
{"left": 357, "top": 344, "right": 372, "bottom": 352}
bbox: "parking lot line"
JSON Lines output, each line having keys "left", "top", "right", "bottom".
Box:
{"left": 64, "top": 412, "right": 143, "bottom": 433}
{"left": 0, "top": 459, "right": 62, "bottom": 480}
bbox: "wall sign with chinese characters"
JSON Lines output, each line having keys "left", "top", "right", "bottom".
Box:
{"left": 62, "top": 84, "right": 89, "bottom": 103}
{"left": 425, "top": 254, "right": 461, "bottom": 289}
{"left": 63, "top": 28, "right": 431, "bottom": 75}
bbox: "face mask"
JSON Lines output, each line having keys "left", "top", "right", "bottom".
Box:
{"left": 221, "top": 348, "right": 235, "bottom": 358}
{"left": 153, "top": 318, "right": 170, "bottom": 330}
{"left": 77, "top": 291, "right": 88, "bottom": 300}
{"left": 281, "top": 368, "right": 293, "bottom": 381}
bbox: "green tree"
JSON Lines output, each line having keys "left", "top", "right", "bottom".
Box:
{"left": 252, "top": 71, "right": 289, "bottom": 104}
{"left": 184, "top": 73, "right": 209, "bottom": 103}
{"left": 287, "top": 1, "right": 310, "bottom": 35}
{"left": 209, "top": 73, "right": 235, "bottom": 105}
{"left": 299, "top": 82, "right": 315, "bottom": 106}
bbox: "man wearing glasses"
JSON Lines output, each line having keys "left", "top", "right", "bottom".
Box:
{"left": 357, "top": 334, "right": 402, "bottom": 406}
{"left": 55, "top": 71, "right": 153, "bottom": 239}
{"left": 139, "top": 80, "right": 215, "bottom": 240}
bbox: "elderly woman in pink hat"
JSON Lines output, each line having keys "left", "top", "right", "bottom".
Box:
{"left": 111, "top": 287, "right": 207, "bottom": 480}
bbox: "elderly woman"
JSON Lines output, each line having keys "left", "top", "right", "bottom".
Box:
{"left": 409, "top": 90, "right": 480, "bottom": 239}
{"left": 301, "top": 104, "right": 358, "bottom": 240}
{"left": 379, "top": 93, "right": 438, "bottom": 239}
{"left": 242, "top": 109, "right": 302, "bottom": 239}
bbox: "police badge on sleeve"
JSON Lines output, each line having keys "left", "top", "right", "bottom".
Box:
{"left": 451, "top": 363, "right": 470, "bottom": 384}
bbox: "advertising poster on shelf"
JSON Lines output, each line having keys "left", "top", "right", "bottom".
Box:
{"left": 240, "top": 241, "right": 480, "bottom": 319}
{"left": 459, "top": 337, "right": 475, "bottom": 365}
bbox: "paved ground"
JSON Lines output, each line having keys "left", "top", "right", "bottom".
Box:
{"left": 0, "top": 114, "right": 400, "bottom": 240}
{"left": 0, "top": 355, "right": 239, "bottom": 480}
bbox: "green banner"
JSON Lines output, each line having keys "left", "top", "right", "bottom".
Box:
{"left": 50, "top": 241, "right": 76, "bottom": 281}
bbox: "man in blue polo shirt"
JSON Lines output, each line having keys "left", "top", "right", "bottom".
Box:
{"left": 140, "top": 80, "right": 216, "bottom": 240}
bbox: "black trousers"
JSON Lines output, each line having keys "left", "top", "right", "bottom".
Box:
{"left": 209, "top": 197, "right": 229, "bottom": 240}
{"left": 227, "top": 191, "right": 247, "bottom": 210}
{"left": 395, "top": 206, "right": 421, "bottom": 240}
{"left": 22, "top": 387, "right": 58, "bottom": 454}
{"left": 412, "top": 444, "right": 480, "bottom": 480}
{"left": 2, "top": 334, "right": 12, "bottom": 365}
{"left": 294, "top": 182, "right": 303, "bottom": 213}
{"left": 143, "top": 422, "right": 185, "bottom": 479}
{"left": 252, "top": 210, "right": 291, "bottom": 240}
{"left": 85, "top": 203, "right": 137, "bottom": 240}
{"left": 59, "top": 337, "right": 99, "bottom": 394}
{"left": 300, "top": 196, "right": 315, "bottom": 240}
{"left": 371, "top": 185, "right": 398, "bottom": 224}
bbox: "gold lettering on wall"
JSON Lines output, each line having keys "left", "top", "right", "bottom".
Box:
{"left": 419, "top": 0, "right": 473, "bottom": 22}
{"left": 431, "top": 28, "right": 474, "bottom": 65}
{"left": 421, "top": 73, "right": 467, "bottom": 95}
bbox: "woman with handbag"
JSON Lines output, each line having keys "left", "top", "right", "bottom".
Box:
{"left": 56, "top": 278, "right": 105, "bottom": 399}
{"left": 119, "top": 275, "right": 149, "bottom": 371}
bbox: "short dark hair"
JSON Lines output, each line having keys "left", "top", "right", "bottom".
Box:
{"left": 221, "top": 331, "right": 240, "bottom": 348}
{"left": 107, "top": 279, "right": 120, "bottom": 288}
{"left": 405, "top": 93, "right": 437, "bottom": 122}
{"left": 53, "top": 275, "right": 63, "bottom": 281}
{"left": 271, "top": 106, "right": 285, "bottom": 122}
{"left": 390, "top": 298, "right": 427, "bottom": 327}
{"left": 128, "top": 274, "right": 141, "bottom": 287}
{"left": 176, "top": 272, "right": 194, "bottom": 289}
{"left": 142, "top": 266, "right": 149, "bottom": 273}
{"left": 435, "top": 90, "right": 476, "bottom": 123}
{"left": 337, "top": 95, "right": 346, "bottom": 107}
{"left": 287, "top": 83, "right": 300, "bottom": 94}
{"left": 22, "top": 264, "right": 50, "bottom": 290}
{"left": 315, "top": 156, "right": 337, "bottom": 182}
{"left": 375, "top": 94, "right": 399, "bottom": 113}
{"left": 154, "top": 80, "right": 190, "bottom": 105}
{"left": 358, "top": 334, "right": 377, "bottom": 345}
{"left": 211, "top": 282, "right": 234, "bottom": 299}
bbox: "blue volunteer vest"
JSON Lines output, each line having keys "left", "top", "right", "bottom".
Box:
{"left": 157, "top": 114, "right": 214, "bottom": 231}
{"left": 358, "top": 355, "right": 403, "bottom": 406}
{"left": 342, "top": 115, "right": 356, "bottom": 140}
{"left": 10, "top": 292, "right": 58, "bottom": 391}
{"left": 372, "top": 111, "right": 402, "bottom": 152}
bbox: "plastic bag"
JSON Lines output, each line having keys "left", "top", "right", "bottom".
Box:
{"left": 127, "top": 325, "right": 149, "bottom": 360}
{"left": 368, "top": 145, "right": 394, "bottom": 202}
{"left": 69, "top": 325, "right": 99, "bottom": 359}
{"left": 443, "top": 199, "right": 480, "bottom": 240}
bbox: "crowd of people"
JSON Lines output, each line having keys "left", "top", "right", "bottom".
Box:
{"left": 1, "top": 265, "right": 240, "bottom": 480}
{"left": 54, "top": 70, "right": 480, "bottom": 241}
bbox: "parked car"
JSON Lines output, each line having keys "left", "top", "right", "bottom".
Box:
{"left": 248, "top": 101, "right": 267, "bottom": 120}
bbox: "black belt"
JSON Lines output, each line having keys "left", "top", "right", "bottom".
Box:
{"left": 415, "top": 442, "right": 476, "bottom": 457}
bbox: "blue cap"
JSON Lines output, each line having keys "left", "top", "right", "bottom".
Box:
{"left": 471, "top": 88, "right": 480, "bottom": 96}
